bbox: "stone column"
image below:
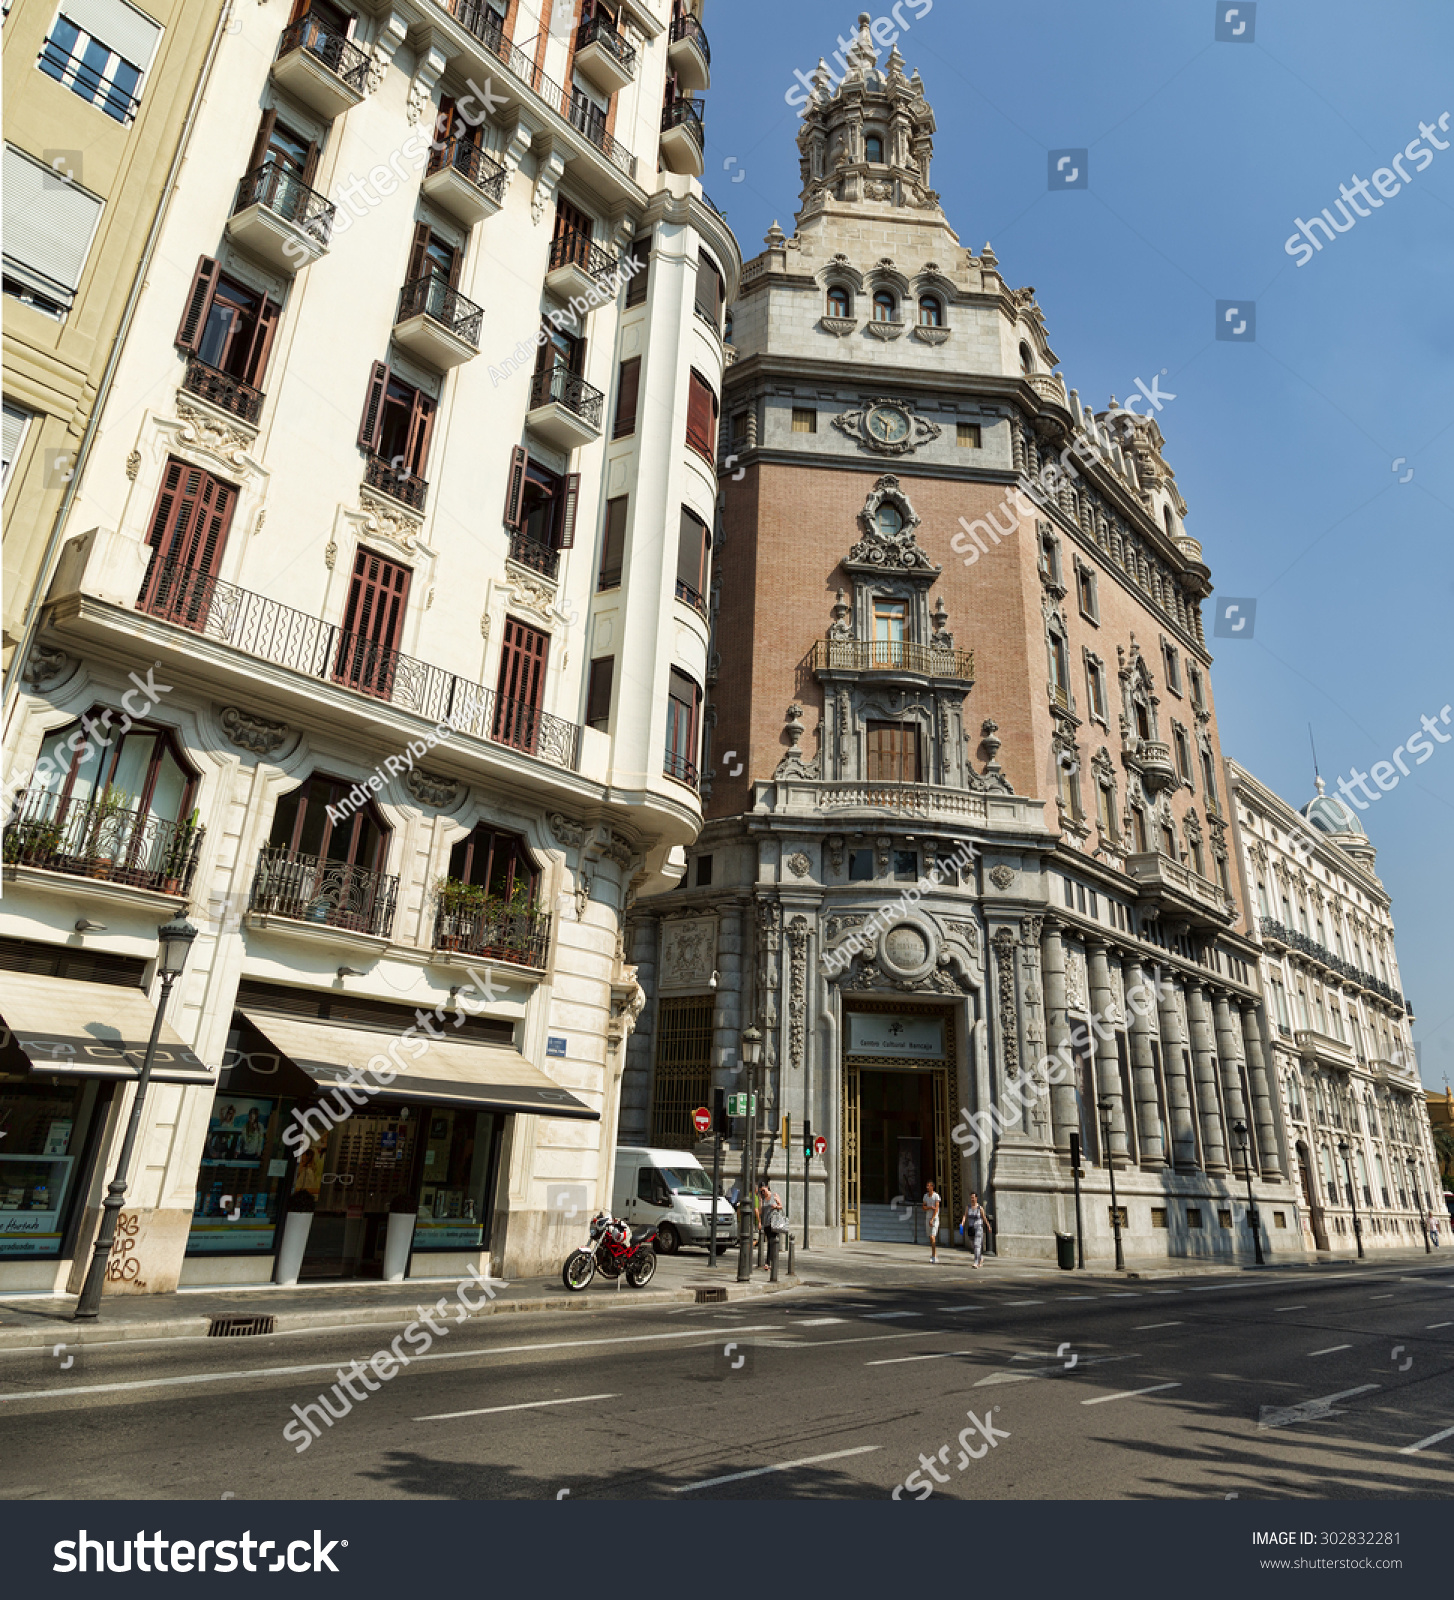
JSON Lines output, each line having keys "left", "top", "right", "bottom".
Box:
{"left": 1018, "top": 915, "right": 1053, "bottom": 1148}
{"left": 1156, "top": 973, "right": 1198, "bottom": 1170}
{"left": 1240, "top": 999, "right": 1283, "bottom": 1178}
{"left": 1212, "top": 990, "right": 1251, "bottom": 1167}
{"left": 1186, "top": 982, "right": 1229, "bottom": 1173}
{"left": 1124, "top": 954, "right": 1165, "bottom": 1166}
{"left": 989, "top": 927, "right": 1026, "bottom": 1139}
{"left": 1086, "top": 939, "right": 1128, "bottom": 1162}
{"left": 1041, "top": 918, "right": 1077, "bottom": 1151}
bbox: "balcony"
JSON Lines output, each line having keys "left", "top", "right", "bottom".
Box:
{"left": 668, "top": 11, "right": 711, "bottom": 93}
{"left": 508, "top": 532, "right": 560, "bottom": 581}
{"left": 545, "top": 229, "right": 621, "bottom": 306}
{"left": 1027, "top": 371, "right": 1069, "bottom": 408}
{"left": 363, "top": 453, "right": 429, "bottom": 512}
{"left": 675, "top": 578, "right": 708, "bottom": 618}
{"left": 811, "top": 638, "right": 976, "bottom": 683}
{"left": 1127, "top": 737, "right": 1178, "bottom": 792}
{"left": 574, "top": 12, "right": 636, "bottom": 95}
{"left": 392, "top": 272, "right": 483, "bottom": 370}
{"left": 422, "top": 137, "right": 509, "bottom": 228}
{"left": 227, "top": 162, "right": 336, "bottom": 273}
{"left": 1124, "top": 850, "right": 1235, "bottom": 929}
{"left": 250, "top": 846, "right": 398, "bottom": 939}
{"left": 433, "top": 899, "right": 551, "bottom": 969}
{"left": 665, "top": 751, "right": 700, "bottom": 790}
{"left": 270, "top": 12, "right": 370, "bottom": 122}
{"left": 526, "top": 364, "right": 604, "bottom": 450}
{"left": 180, "top": 357, "right": 264, "bottom": 426}
{"left": 135, "top": 563, "right": 584, "bottom": 773}
{"left": 1258, "top": 917, "right": 1407, "bottom": 1009}
{"left": 1296, "top": 1029, "right": 1358, "bottom": 1072}
{"left": 4, "top": 787, "right": 204, "bottom": 896}
{"left": 660, "top": 98, "right": 706, "bottom": 178}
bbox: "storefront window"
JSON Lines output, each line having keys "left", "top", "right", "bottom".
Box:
{"left": 416, "top": 1109, "right": 500, "bottom": 1249}
{"left": 0, "top": 1073, "right": 105, "bottom": 1257}
{"left": 189, "top": 1093, "right": 291, "bottom": 1252}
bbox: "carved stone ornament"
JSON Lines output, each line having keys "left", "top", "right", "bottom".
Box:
{"left": 125, "top": 450, "right": 141, "bottom": 481}
{"left": 175, "top": 398, "right": 254, "bottom": 464}
{"left": 991, "top": 926, "right": 1020, "bottom": 1074}
{"left": 549, "top": 813, "right": 588, "bottom": 850}
{"left": 324, "top": 540, "right": 338, "bottom": 570}
{"left": 774, "top": 703, "right": 822, "bottom": 781}
{"left": 508, "top": 572, "right": 558, "bottom": 623}
{"left": 832, "top": 399, "right": 942, "bottom": 457}
{"left": 787, "top": 915, "right": 809, "bottom": 1068}
{"left": 660, "top": 917, "right": 717, "bottom": 990}
{"left": 989, "top": 864, "right": 1016, "bottom": 891}
{"left": 607, "top": 970, "right": 646, "bottom": 1051}
{"left": 358, "top": 490, "right": 422, "bottom": 553}
{"left": 403, "top": 768, "right": 461, "bottom": 809}
{"left": 21, "top": 644, "right": 75, "bottom": 689}
{"left": 786, "top": 851, "right": 812, "bottom": 879}
{"left": 821, "top": 316, "right": 858, "bottom": 337}
{"left": 847, "top": 475, "right": 938, "bottom": 572}
{"left": 220, "top": 705, "right": 288, "bottom": 756}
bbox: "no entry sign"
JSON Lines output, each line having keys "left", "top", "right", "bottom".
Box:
{"left": 692, "top": 1106, "right": 712, "bottom": 1135}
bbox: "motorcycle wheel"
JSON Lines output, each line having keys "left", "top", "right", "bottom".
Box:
{"left": 626, "top": 1250, "right": 658, "bottom": 1288}
{"left": 654, "top": 1223, "right": 680, "bottom": 1255}
{"left": 562, "top": 1249, "right": 596, "bottom": 1292}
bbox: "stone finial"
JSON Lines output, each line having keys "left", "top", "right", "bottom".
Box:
{"left": 764, "top": 220, "right": 787, "bottom": 250}
{"left": 981, "top": 241, "right": 998, "bottom": 267}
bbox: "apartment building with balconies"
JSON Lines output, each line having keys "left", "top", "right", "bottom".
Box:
{"left": 0, "top": 0, "right": 737, "bottom": 1295}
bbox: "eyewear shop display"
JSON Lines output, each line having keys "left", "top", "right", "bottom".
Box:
{"left": 187, "top": 998, "right": 597, "bottom": 1279}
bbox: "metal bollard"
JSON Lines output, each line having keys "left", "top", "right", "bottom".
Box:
{"left": 769, "top": 1231, "right": 781, "bottom": 1281}
{"left": 786, "top": 1232, "right": 795, "bottom": 1276}
{"left": 756, "top": 1229, "right": 765, "bottom": 1268}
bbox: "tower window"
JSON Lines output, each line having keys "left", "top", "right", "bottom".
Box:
{"left": 826, "top": 285, "right": 851, "bottom": 318}
{"left": 864, "top": 133, "right": 884, "bottom": 164}
{"left": 956, "top": 422, "right": 981, "bottom": 448}
{"left": 791, "top": 406, "right": 817, "bottom": 434}
{"left": 918, "top": 295, "right": 942, "bottom": 327}
{"left": 872, "top": 290, "right": 897, "bottom": 323}
{"left": 1019, "top": 342, "right": 1035, "bottom": 374}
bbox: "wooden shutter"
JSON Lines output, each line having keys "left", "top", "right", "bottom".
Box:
{"left": 358, "top": 360, "right": 390, "bottom": 452}
{"left": 686, "top": 371, "right": 715, "bottom": 458}
{"left": 625, "top": 236, "right": 649, "bottom": 307}
{"left": 503, "top": 445, "right": 528, "bottom": 529}
{"left": 300, "top": 136, "right": 320, "bottom": 186}
{"left": 557, "top": 472, "right": 580, "bottom": 549}
{"left": 613, "top": 357, "right": 640, "bottom": 438}
{"left": 493, "top": 617, "right": 550, "bottom": 752}
{"left": 337, "top": 546, "right": 412, "bottom": 698}
{"left": 175, "top": 256, "right": 220, "bottom": 351}
{"left": 694, "top": 251, "right": 722, "bottom": 322}
{"left": 435, "top": 93, "right": 457, "bottom": 145}
{"left": 139, "top": 458, "right": 237, "bottom": 625}
{"left": 246, "top": 110, "right": 276, "bottom": 176}
{"left": 406, "top": 389, "right": 435, "bottom": 477}
{"left": 242, "top": 297, "right": 281, "bottom": 388}
{"left": 406, "top": 222, "right": 432, "bottom": 283}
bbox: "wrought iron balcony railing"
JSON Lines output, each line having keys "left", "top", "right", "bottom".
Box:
{"left": 364, "top": 452, "right": 429, "bottom": 512}
{"left": 137, "top": 563, "right": 584, "bottom": 773}
{"left": 4, "top": 787, "right": 204, "bottom": 895}
{"left": 397, "top": 271, "right": 483, "bottom": 346}
{"left": 811, "top": 638, "right": 975, "bottom": 681}
{"left": 508, "top": 532, "right": 560, "bottom": 580}
{"left": 576, "top": 12, "right": 637, "bottom": 74}
{"left": 429, "top": 0, "right": 637, "bottom": 178}
{"left": 662, "top": 97, "right": 706, "bottom": 142}
{"left": 425, "top": 135, "right": 508, "bottom": 204}
{"left": 232, "top": 160, "right": 337, "bottom": 247}
{"left": 528, "top": 363, "right": 604, "bottom": 430}
{"left": 664, "top": 751, "right": 700, "bottom": 789}
{"left": 276, "top": 13, "right": 371, "bottom": 95}
{"left": 548, "top": 227, "right": 620, "bottom": 281}
{"left": 669, "top": 11, "right": 711, "bottom": 64}
{"left": 181, "top": 356, "right": 264, "bottom": 425}
{"left": 433, "top": 902, "right": 551, "bottom": 968}
{"left": 1259, "top": 916, "right": 1406, "bottom": 1009}
{"left": 674, "top": 578, "right": 707, "bottom": 617}
{"left": 250, "top": 846, "right": 398, "bottom": 938}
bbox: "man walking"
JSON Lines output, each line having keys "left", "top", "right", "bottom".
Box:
{"left": 961, "top": 1192, "right": 992, "bottom": 1268}
{"left": 923, "top": 1179, "right": 942, "bottom": 1263}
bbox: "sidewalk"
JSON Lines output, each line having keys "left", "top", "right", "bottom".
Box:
{"left": 0, "top": 1251, "right": 800, "bottom": 1351}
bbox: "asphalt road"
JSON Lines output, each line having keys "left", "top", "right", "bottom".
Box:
{"left": 2, "top": 1253, "right": 1451, "bottom": 1501}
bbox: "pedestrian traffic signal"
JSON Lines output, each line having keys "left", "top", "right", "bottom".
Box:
{"left": 713, "top": 1086, "right": 729, "bottom": 1138}
{"left": 803, "top": 1120, "right": 813, "bottom": 1159}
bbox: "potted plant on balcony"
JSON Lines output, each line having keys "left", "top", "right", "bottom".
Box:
{"left": 434, "top": 877, "right": 487, "bottom": 952}
{"left": 3, "top": 812, "right": 65, "bottom": 866}
{"left": 161, "top": 807, "right": 201, "bottom": 895}
{"left": 383, "top": 1191, "right": 417, "bottom": 1283}
{"left": 83, "top": 788, "right": 132, "bottom": 879}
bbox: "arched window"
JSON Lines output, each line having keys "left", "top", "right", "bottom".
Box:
{"left": 875, "top": 504, "right": 904, "bottom": 539}
{"left": 1019, "top": 341, "right": 1034, "bottom": 373}
{"left": 872, "top": 290, "right": 897, "bottom": 323}
{"left": 258, "top": 774, "right": 393, "bottom": 934}
{"left": 723, "top": 310, "right": 734, "bottom": 345}
{"left": 1163, "top": 505, "right": 1174, "bottom": 536}
{"left": 864, "top": 133, "right": 884, "bottom": 164}
{"left": 918, "top": 295, "right": 942, "bottom": 327}
{"left": 826, "top": 285, "right": 851, "bottom": 319}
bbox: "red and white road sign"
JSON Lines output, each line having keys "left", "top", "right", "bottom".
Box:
{"left": 691, "top": 1106, "right": 712, "bottom": 1135}
{"left": 813, "top": 1134, "right": 827, "bottom": 1157}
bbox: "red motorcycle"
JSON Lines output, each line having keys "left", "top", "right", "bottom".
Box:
{"left": 561, "top": 1213, "right": 659, "bottom": 1291}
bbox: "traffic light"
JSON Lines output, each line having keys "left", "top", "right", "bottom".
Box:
{"left": 802, "top": 1120, "right": 813, "bottom": 1160}
{"left": 713, "top": 1086, "right": 729, "bottom": 1138}
{"left": 1069, "top": 1132, "right": 1082, "bottom": 1175}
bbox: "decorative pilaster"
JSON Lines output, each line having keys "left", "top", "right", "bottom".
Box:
{"left": 1155, "top": 973, "right": 1198, "bottom": 1170}
{"left": 1085, "top": 940, "right": 1129, "bottom": 1162}
{"left": 1240, "top": 999, "right": 1283, "bottom": 1178}
{"left": 1212, "top": 990, "right": 1251, "bottom": 1168}
{"left": 1186, "top": 983, "right": 1229, "bottom": 1173}
{"left": 1124, "top": 955, "right": 1165, "bottom": 1166}
{"left": 1018, "top": 915, "right": 1052, "bottom": 1146}
{"left": 1041, "top": 918, "right": 1078, "bottom": 1150}
{"left": 990, "top": 927, "right": 1022, "bottom": 1134}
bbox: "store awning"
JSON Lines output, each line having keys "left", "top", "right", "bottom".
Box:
{"left": 0, "top": 970, "right": 216, "bottom": 1084}
{"left": 240, "top": 1011, "right": 598, "bottom": 1121}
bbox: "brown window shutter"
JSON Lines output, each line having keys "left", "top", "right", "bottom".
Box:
{"left": 686, "top": 371, "right": 715, "bottom": 457}
{"left": 446, "top": 244, "right": 462, "bottom": 288}
{"left": 558, "top": 472, "right": 580, "bottom": 549}
{"left": 435, "top": 93, "right": 456, "bottom": 146}
{"left": 407, "top": 391, "right": 435, "bottom": 476}
{"left": 358, "top": 360, "right": 390, "bottom": 452}
{"left": 301, "top": 137, "right": 320, "bottom": 187}
{"left": 242, "top": 297, "right": 281, "bottom": 388}
{"left": 406, "top": 221, "right": 432, "bottom": 283}
{"left": 246, "top": 110, "right": 276, "bottom": 177}
{"left": 193, "top": 473, "right": 238, "bottom": 580}
{"left": 503, "top": 445, "right": 528, "bottom": 529}
{"left": 613, "top": 357, "right": 640, "bottom": 439}
{"left": 175, "top": 256, "right": 220, "bottom": 351}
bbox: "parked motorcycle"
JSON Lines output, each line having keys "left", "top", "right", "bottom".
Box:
{"left": 561, "top": 1212, "right": 659, "bottom": 1292}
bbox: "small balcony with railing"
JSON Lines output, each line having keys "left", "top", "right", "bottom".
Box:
{"left": 545, "top": 228, "right": 621, "bottom": 306}
{"left": 433, "top": 887, "right": 551, "bottom": 970}
{"left": 180, "top": 356, "right": 264, "bottom": 426}
{"left": 810, "top": 638, "right": 976, "bottom": 684}
{"left": 668, "top": 10, "right": 711, "bottom": 92}
{"left": 227, "top": 161, "right": 336, "bottom": 274}
{"left": 270, "top": 11, "right": 370, "bottom": 122}
{"left": 1296, "top": 1028, "right": 1358, "bottom": 1073}
{"left": 4, "top": 787, "right": 205, "bottom": 897}
{"left": 526, "top": 363, "right": 604, "bottom": 451}
{"left": 1124, "top": 849, "right": 1235, "bottom": 929}
{"left": 660, "top": 97, "right": 706, "bottom": 177}
{"left": 422, "top": 136, "right": 509, "bottom": 228}
{"left": 574, "top": 10, "right": 637, "bottom": 95}
{"left": 508, "top": 532, "right": 560, "bottom": 582}
{"left": 363, "top": 452, "right": 429, "bottom": 512}
{"left": 664, "top": 750, "right": 700, "bottom": 790}
{"left": 1125, "top": 736, "right": 1178, "bottom": 792}
{"left": 249, "top": 846, "right": 398, "bottom": 940}
{"left": 392, "top": 272, "right": 483, "bottom": 370}
{"left": 674, "top": 578, "right": 708, "bottom": 619}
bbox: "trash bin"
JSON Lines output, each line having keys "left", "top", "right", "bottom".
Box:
{"left": 1055, "top": 1232, "right": 1076, "bottom": 1270}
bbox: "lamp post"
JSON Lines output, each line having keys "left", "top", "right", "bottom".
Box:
{"left": 1233, "top": 1120, "right": 1265, "bottom": 1266}
{"left": 736, "top": 1027, "right": 762, "bottom": 1284}
{"left": 74, "top": 915, "right": 198, "bottom": 1320}
{"left": 1409, "top": 1155, "right": 1431, "bottom": 1254}
{"left": 1338, "top": 1137, "right": 1364, "bottom": 1260}
{"left": 1098, "top": 1097, "right": 1124, "bottom": 1271}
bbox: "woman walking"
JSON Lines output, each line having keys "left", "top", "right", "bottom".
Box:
{"left": 961, "top": 1192, "right": 992, "bottom": 1267}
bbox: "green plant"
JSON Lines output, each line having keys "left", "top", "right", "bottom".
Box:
{"left": 4, "top": 814, "right": 65, "bottom": 863}
{"left": 83, "top": 787, "right": 132, "bottom": 858}
{"left": 434, "top": 876, "right": 489, "bottom": 916}
{"left": 162, "top": 806, "right": 201, "bottom": 882}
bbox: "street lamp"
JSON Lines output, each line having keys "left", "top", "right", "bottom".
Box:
{"left": 1409, "top": 1155, "right": 1431, "bottom": 1255}
{"left": 1337, "top": 1137, "right": 1365, "bottom": 1260}
{"left": 735, "top": 1027, "right": 762, "bottom": 1284}
{"left": 1098, "top": 1097, "right": 1124, "bottom": 1272}
{"left": 1233, "top": 1121, "right": 1265, "bottom": 1266}
{"left": 73, "top": 914, "right": 197, "bottom": 1321}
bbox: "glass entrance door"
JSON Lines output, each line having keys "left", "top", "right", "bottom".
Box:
{"left": 300, "top": 1108, "right": 419, "bottom": 1278}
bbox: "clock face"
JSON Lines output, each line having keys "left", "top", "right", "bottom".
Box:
{"left": 866, "top": 404, "right": 910, "bottom": 444}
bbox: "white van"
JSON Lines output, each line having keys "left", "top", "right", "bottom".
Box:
{"left": 612, "top": 1147, "right": 737, "bottom": 1254}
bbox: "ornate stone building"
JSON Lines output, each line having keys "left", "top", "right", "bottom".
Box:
{"left": 625, "top": 17, "right": 1298, "bottom": 1262}
{"left": 1225, "top": 762, "right": 1439, "bottom": 1252}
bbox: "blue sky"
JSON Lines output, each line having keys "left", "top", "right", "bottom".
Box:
{"left": 703, "top": 0, "right": 1454, "bottom": 1088}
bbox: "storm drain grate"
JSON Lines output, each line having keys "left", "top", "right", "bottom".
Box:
{"left": 207, "top": 1314, "right": 276, "bottom": 1337}
{"left": 694, "top": 1287, "right": 728, "bottom": 1304}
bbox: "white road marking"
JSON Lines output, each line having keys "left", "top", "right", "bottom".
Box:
{"left": 1134, "top": 1322, "right": 1183, "bottom": 1331}
{"left": 975, "top": 1372, "right": 1037, "bottom": 1386}
{"left": 1274, "top": 1306, "right": 1308, "bottom": 1312}
{"left": 1258, "top": 1384, "right": 1380, "bottom": 1429}
{"left": 1308, "top": 1345, "right": 1352, "bottom": 1357}
{"left": 1082, "top": 1382, "right": 1181, "bottom": 1406}
{"left": 1398, "top": 1423, "right": 1454, "bottom": 1455}
{"left": 672, "top": 1445, "right": 882, "bottom": 1493}
{"left": 863, "top": 1311, "right": 922, "bottom": 1319}
{"left": 1189, "top": 1284, "right": 1234, "bottom": 1292}
{"left": 1105, "top": 1292, "right": 1139, "bottom": 1298}
{"left": 866, "top": 1350, "right": 971, "bottom": 1366}
{"left": 1060, "top": 1295, "right": 1097, "bottom": 1301}
{"left": 1426, "top": 1322, "right": 1453, "bottom": 1330}
{"left": 1370, "top": 1294, "right": 1395, "bottom": 1301}
{"left": 935, "top": 1305, "right": 985, "bottom": 1312}
{"left": 1005, "top": 1299, "right": 1044, "bottom": 1305}
{"left": 1148, "top": 1291, "right": 1181, "bottom": 1296}
{"left": 794, "top": 1318, "right": 846, "bottom": 1326}
{"left": 416, "top": 1392, "right": 617, "bottom": 1421}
